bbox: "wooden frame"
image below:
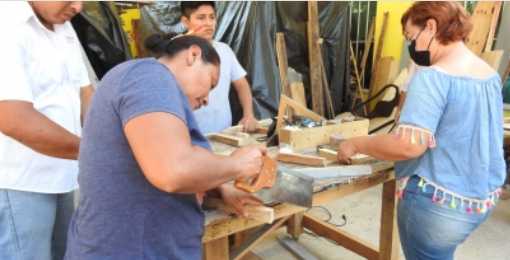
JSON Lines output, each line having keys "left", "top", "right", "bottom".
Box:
{"left": 202, "top": 170, "right": 399, "bottom": 260}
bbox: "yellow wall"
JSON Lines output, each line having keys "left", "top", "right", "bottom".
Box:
{"left": 119, "top": 8, "right": 141, "bottom": 57}
{"left": 373, "top": 1, "right": 412, "bottom": 64}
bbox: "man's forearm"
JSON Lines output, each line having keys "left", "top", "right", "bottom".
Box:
{"left": 233, "top": 78, "right": 255, "bottom": 117}
{"left": 0, "top": 101, "right": 80, "bottom": 159}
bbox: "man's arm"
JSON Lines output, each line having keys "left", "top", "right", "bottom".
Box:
{"left": 124, "top": 112, "right": 265, "bottom": 193}
{"left": 0, "top": 101, "right": 80, "bottom": 159}
{"left": 80, "top": 85, "right": 95, "bottom": 124}
{"left": 232, "top": 77, "right": 258, "bottom": 132}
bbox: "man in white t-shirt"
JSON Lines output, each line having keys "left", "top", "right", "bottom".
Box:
{"left": 0, "top": 2, "right": 93, "bottom": 260}
{"left": 180, "top": 1, "right": 259, "bottom": 134}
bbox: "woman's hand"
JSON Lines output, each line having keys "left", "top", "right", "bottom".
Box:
{"left": 337, "top": 140, "right": 358, "bottom": 164}
{"left": 219, "top": 182, "right": 262, "bottom": 217}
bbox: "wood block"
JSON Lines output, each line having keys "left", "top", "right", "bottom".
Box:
{"left": 276, "top": 152, "right": 328, "bottom": 167}
{"left": 203, "top": 198, "right": 275, "bottom": 224}
{"left": 209, "top": 133, "right": 251, "bottom": 147}
{"left": 290, "top": 81, "right": 307, "bottom": 107}
{"left": 279, "top": 119, "right": 369, "bottom": 151}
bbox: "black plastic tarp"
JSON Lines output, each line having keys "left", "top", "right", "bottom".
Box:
{"left": 139, "top": 2, "right": 351, "bottom": 123}
{"left": 71, "top": 2, "right": 131, "bottom": 80}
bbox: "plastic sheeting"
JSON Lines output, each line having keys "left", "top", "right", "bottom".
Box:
{"left": 139, "top": 2, "right": 351, "bottom": 122}
{"left": 71, "top": 2, "right": 131, "bottom": 80}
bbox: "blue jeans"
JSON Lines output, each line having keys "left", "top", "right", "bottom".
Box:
{"left": 398, "top": 176, "right": 492, "bottom": 260}
{"left": 0, "top": 189, "right": 75, "bottom": 260}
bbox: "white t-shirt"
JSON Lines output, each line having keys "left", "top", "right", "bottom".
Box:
{"left": 193, "top": 41, "right": 247, "bottom": 134}
{"left": 0, "top": 2, "right": 90, "bottom": 193}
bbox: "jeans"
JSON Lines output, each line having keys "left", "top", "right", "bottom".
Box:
{"left": 398, "top": 176, "right": 492, "bottom": 260}
{"left": 0, "top": 189, "right": 75, "bottom": 260}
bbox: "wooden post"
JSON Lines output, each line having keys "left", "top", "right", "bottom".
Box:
{"left": 307, "top": 1, "right": 325, "bottom": 116}
{"left": 378, "top": 179, "right": 400, "bottom": 260}
{"left": 276, "top": 33, "right": 291, "bottom": 96}
{"left": 287, "top": 213, "right": 304, "bottom": 239}
{"left": 484, "top": 1, "right": 502, "bottom": 52}
{"left": 203, "top": 237, "right": 229, "bottom": 260}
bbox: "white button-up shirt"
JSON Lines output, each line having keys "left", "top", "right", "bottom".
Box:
{"left": 0, "top": 2, "right": 90, "bottom": 193}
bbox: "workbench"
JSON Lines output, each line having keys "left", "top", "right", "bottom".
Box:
{"left": 202, "top": 139, "right": 400, "bottom": 260}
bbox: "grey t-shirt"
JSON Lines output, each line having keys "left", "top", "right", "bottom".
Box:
{"left": 65, "top": 58, "right": 211, "bottom": 259}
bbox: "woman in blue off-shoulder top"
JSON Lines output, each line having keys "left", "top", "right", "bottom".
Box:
{"left": 337, "top": 2, "right": 505, "bottom": 260}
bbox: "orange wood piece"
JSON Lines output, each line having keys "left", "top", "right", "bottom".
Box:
{"left": 235, "top": 156, "right": 277, "bottom": 193}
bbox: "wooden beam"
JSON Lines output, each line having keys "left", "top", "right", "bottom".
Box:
{"left": 485, "top": 1, "right": 502, "bottom": 52}
{"left": 302, "top": 213, "right": 379, "bottom": 260}
{"left": 276, "top": 32, "right": 291, "bottom": 96}
{"left": 480, "top": 49, "right": 504, "bottom": 70}
{"left": 307, "top": 1, "right": 325, "bottom": 116}
{"left": 290, "top": 82, "right": 307, "bottom": 107}
{"left": 276, "top": 152, "right": 329, "bottom": 167}
{"left": 318, "top": 42, "right": 335, "bottom": 119}
{"left": 279, "top": 119, "right": 369, "bottom": 151}
{"left": 209, "top": 133, "right": 252, "bottom": 147}
{"left": 231, "top": 216, "right": 290, "bottom": 260}
{"left": 350, "top": 42, "right": 367, "bottom": 107}
{"left": 360, "top": 19, "right": 375, "bottom": 83}
{"left": 203, "top": 236, "right": 229, "bottom": 260}
{"left": 373, "top": 12, "right": 389, "bottom": 69}
{"left": 378, "top": 179, "right": 400, "bottom": 260}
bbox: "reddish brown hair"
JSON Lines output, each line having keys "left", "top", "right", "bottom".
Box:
{"left": 401, "top": 2, "right": 472, "bottom": 44}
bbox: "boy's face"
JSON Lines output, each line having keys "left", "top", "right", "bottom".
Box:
{"left": 181, "top": 5, "right": 216, "bottom": 41}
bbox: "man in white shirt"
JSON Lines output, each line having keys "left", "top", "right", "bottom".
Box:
{"left": 0, "top": 2, "right": 93, "bottom": 260}
{"left": 180, "top": 1, "right": 259, "bottom": 134}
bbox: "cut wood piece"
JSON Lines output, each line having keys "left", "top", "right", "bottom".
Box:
{"left": 480, "top": 50, "right": 504, "bottom": 70}
{"left": 368, "top": 56, "right": 399, "bottom": 111}
{"left": 276, "top": 152, "right": 329, "bottom": 167}
{"left": 203, "top": 198, "right": 275, "bottom": 224}
{"left": 279, "top": 119, "right": 369, "bottom": 151}
{"left": 466, "top": 2, "right": 501, "bottom": 55}
{"left": 209, "top": 133, "right": 252, "bottom": 147}
{"left": 276, "top": 95, "right": 325, "bottom": 134}
{"left": 307, "top": 1, "right": 324, "bottom": 116}
{"left": 290, "top": 81, "right": 307, "bottom": 107}
{"left": 318, "top": 148, "right": 375, "bottom": 165}
{"left": 278, "top": 235, "right": 319, "bottom": 260}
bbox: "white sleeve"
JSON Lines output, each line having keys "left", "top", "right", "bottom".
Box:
{"left": 0, "top": 32, "right": 33, "bottom": 102}
{"left": 228, "top": 47, "right": 247, "bottom": 81}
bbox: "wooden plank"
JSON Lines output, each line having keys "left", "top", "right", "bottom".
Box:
{"left": 360, "top": 19, "right": 375, "bottom": 83}
{"left": 378, "top": 179, "right": 400, "bottom": 260}
{"left": 480, "top": 49, "right": 504, "bottom": 70}
{"left": 466, "top": 2, "right": 499, "bottom": 55}
{"left": 276, "top": 152, "right": 328, "bottom": 167}
{"left": 276, "top": 33, "right": 291, "bottom": 96}
{"left": 484, "top": 1, "right": 502, "bottom": 52}
{"left": 307, "top": 1, "right": 325, "bottom": 116}
{"left": 279, "top": 119, "right": 369, "bottom": 151}
{"left": 318, "top": 42, "right": 335, "bottom": 119}
{"left": 373, "top": 12, "right": 388, "bottom": 70}
{"left": 318, "top": 148, "right": 375, "bottom": 165}
{"left": 204, "top": 198, "right": 275, "bottom": 224}
{"left": 203, "top": 236, "right": 229, "bottom": 260}
{"left": 209, "top": 133, "right": 252, "bottom": 147}
{"left": 286, "top": 212, "right": 304, "bottom": 239}
{"left": 231, "top": 216, "right": 290, "bottom": 260}
{"left": 368, "top": 56, "right": 399, "bottom": 111}
{"left": 302, "top": 213, "right": 379, "bottom": 260}
{"left": 350, "top": 42, "right": 367, "bottom": 106}
{"left": 278, "top": 236, "right": 319, "bottom": 260}
{"left": 203, "top": 203, "right": 306, "bottom": 243}
{"left": 290, "top": 82, "right": 307, "bottom": 107}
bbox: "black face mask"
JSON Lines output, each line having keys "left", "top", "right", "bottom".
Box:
{"left": 408, "top": 29, "right": 434, "bottom": 66}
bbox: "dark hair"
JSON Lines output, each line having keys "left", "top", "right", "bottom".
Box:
{"left": 144, "top": 32, "right": 220, "bottom": 66}
{"left": 180, "top": 1, "right": 215, "bottom": 18}
{"left": 401, "top": 2, "right": 472, "bottom": 45}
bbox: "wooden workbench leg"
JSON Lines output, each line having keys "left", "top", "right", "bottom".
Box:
{"left": 287, "top": 212, "right": 304, "bottom": 239}
{"left": 379, "top": 179, "right": 400, "bottom": 260}
{"left": 203, "top": 236, "right": 229, "bottom": 260}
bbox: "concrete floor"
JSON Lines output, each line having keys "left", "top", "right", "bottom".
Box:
{"left": 249, "top": 186, "right": 510, "bottom": 260}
